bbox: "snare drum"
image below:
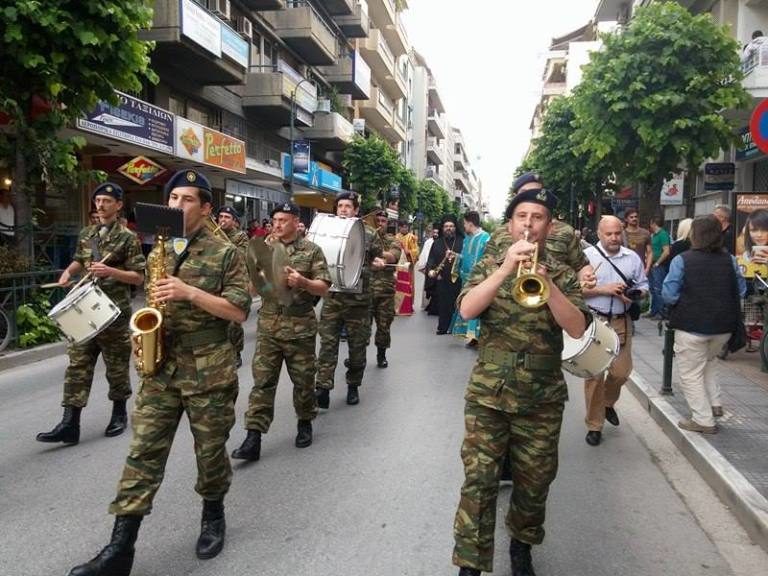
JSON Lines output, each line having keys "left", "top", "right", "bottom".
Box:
{"left": 48, "top": 282, "right": 120, "bottom": 344}
{"left": 561, "top": 315, "right": 620, "bottom": 378}
{"left": 307, "top": 213, "right": 365, "bottom": 291}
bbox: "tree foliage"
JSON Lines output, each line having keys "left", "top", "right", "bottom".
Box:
{"left": 342, "top": 135, "right": 403, "bottom": 212}
{"left": 0, "top": 1, "right": 157, "bottom": 256}
{"left": 570, "top": 1, "right": 748, "bottom": 189}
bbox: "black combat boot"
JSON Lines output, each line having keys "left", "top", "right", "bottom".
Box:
{"left": 196, "top": 499, "right": 226, "bottom": 559}
{"left": 376, "top": 347, "right": 388, "bottom": 368}
{"left": 346, "top": 385, "right": 359, "bottom": 405}
{"left": 316, "top": 388, "right": 330, "bottom": 409}
{"left": 105, "top": 400, "right": 128, "bottom": 437}
{"left": 295, "top": 419, "right": 313, "bottom": 448}
{"left": 68, "top": 515, "right": 142, "bottom": 576}
{"left": 458, "top": 568, "right": 481, "bottom": 576}
{"left": 231, "top": 430, "right": 261, "bottom": 461}
{"left": 509, "top": 539, "right": 536, "bottom": 576}
{"left": 36, "top": 406, "right": 81, "bottom": 445}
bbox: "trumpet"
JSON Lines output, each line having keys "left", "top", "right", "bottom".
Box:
{"left": 511, "top": 230, "right": 549, "bottom": 308}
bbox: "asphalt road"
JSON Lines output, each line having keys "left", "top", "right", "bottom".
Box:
{"left": 0, "top": 303, "right": 753, "bottom": 576}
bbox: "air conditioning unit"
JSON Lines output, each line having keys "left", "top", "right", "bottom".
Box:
{"left": 236, "top": 16, "right": 253, "bottom": 40}
{"left": 208, "top": 0, "right": 231, "bottom": 20}
{"left": 316, "top": 99, "right": 332, "bottom": 114}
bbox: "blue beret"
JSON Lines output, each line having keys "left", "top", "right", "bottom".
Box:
{"left": 511, "top": 171, "right": 543, "bottom": 195}
{"left": 505, "top": 187, "right": 558, "bottom": 219}
{"left": 334, "top": 191, "right": 359, "bottom": 209}
{"left": 164, "top": 169, "right": 213, "bottom": 202}
{"left": 92, "top": 182, "right": 123, "bottom": 201}
{"left": 218, "top": 206, "right": 240, "bottom": 221}
{"left": 271, "top": 202, "right": 300, "bottom": 218}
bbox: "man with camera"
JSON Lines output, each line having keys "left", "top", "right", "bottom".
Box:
{"left": 582, "top": 216, "right": 648, "bottom": 446}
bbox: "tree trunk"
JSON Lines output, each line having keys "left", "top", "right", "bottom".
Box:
{"left": 13, "top": 131, "right": 33, "bottom": 262}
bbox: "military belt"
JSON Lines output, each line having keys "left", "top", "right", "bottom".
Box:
{"left": 478, "top": 348, "right": 561, "bottom": 371}
{"left": 168, "top": 327, "right": 229, "bottom": 349}
{"left": 262, "top": 303, "right": 314, "bottom": 317}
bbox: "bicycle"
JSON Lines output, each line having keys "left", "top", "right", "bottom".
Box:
{"left": 0, "top": 291, "right": 13, "bottom": 352}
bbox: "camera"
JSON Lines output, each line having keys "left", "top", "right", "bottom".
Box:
{"left": 624, "top": 288, "right": 643, "bottom": 301}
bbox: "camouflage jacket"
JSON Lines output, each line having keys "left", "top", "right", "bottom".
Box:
{"left": 485, "top": 220, "right": 588, "bottom": 274}
{"left": 457, "top": 235, "right": 590, "bottom": 411}
{"left": 73, "top": 221, "right": 145, "bottom": 313}
{"left": 225, "top": 228, "right": 250, "bottom": 254}
{"left": 251, "top": 236, "right": 331, "bottom": 339}
{"left": 370, "top": 229, "right": 402, "bottom": 296}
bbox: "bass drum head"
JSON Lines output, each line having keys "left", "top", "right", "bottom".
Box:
{"left": 340, "top": 218, "right": 365, "bottom": 288}
{"left": 307, "top": 214, "right": 365, "bottom": 289}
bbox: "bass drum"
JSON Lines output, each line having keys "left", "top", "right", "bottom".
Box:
{"left": 561, "top": 315, "right": 620, "bottom": 378}
{"left": 307, "top": 213, "right": 365, "bottom": 290}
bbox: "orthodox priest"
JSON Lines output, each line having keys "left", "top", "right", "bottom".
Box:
{"left": 426, "top": 215, "right": 464, "bottom": 334}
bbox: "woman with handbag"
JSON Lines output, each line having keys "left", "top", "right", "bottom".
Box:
{"left": 662, "top": 215, "right": 746, "bottom": 434}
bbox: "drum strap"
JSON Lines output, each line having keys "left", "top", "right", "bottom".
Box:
{"left": 479, "top": 348, "right": 561, "bottom": 371}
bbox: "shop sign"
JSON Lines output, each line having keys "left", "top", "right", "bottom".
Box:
{"left": 704, "top": 163, "right": 735, "bottom": 191}
{"left": 180, "top": 0, "right": 221, "bottom": 57}
{"left": 175, "top": 116, "right": 246, "bottom": 174}
{"left": 117, "top": 156, "right": 166, "bottom": 185}
{"left": 77, "top": 91, "right": 175, "bottom": 154}
{"left": 282, "top": 154, "right": 342, "bottom": 192}
{"left": 659, "top": 173, "right": 684, "bottom": 206}
{"left": 221, "top": 23, "right": 249, "bottom": 68}
{"left": 736, "top": 126, "right": 762, "bottom": 161}
{"left": 277, "top": 59, "right": 318, "bottom": 113}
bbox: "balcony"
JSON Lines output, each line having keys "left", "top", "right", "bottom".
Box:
{"left": 263, "top": 3, "right": 338, "bottom": 65}
{"left": 242, "top": 72, "right": 315, "bottom": 127}
{"left": 380, "top": 66, "right": 407, "bottom": 100}
{"left": 241, "top": 0, "right": 285, "bottom": 9}
{"left": 454, "top": 170, "right": 470, "bottom": 193}
{"left": 359, "top": 85, "right": 395, "bottom": 136}
{"left": 427, "top": 137, "right": 443, "bottom": 165}
{"left": 359, "top": 29, "right": 395, "bottom": 80}
{"left": 542, "top": 80, "right": 567, "bottom": 96}
{"left": 427, "top": 111, "right": 445, "bottom": 139}
{"left": 425, "top": 165, "right": 442, "bottom": 188}
{"left": 139, "top": 0, "right": 246, "bottom": 85}
{"left": 428, "top": 77, "right": 445, "bottom": 114}
{"left": 742, "top": 44, "right": 768, "bottom": 98}
{"left": 368, "top": 0, "right": 395, "bottom": 29}
{"left": 382, "top": 15, "right": 409, "bottom": 57}
{"left": 318, "top": 51, "right": 371, "bottom": 100}
{"left": 333, "top": 2, "right": 369, "bottom": 38}
{"left": 383, "top": 111, "right": 406, "bottom": 143}
{"left": 319, "top": 0, "right": 354, "bottom": 15}
{"left": 302, "top": 112, "right": 355, "bottom": 149}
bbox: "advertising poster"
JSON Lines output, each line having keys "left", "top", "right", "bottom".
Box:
{"left": 660, "top": 173, "right": 684, "bottom": 206}
{"left": 175, "top": 116, "right": 246, "bottom": 174}
{"left": 118, "top": 156, "right": 166, "bottom": 185}
{"left": 734, "top": 193, "right": 768, "bottom": 279}
{"left": 175, "top": 117, "right": 205, "bottom": 163}
{"left": 293, "top": 140, "right": 310, "bottom": 174}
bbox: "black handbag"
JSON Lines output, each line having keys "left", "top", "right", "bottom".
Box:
{"left": 727, "top": 267, "right": 747, "bottom": 353}
{"left": 593, "top": 245, "right": 642, "bottom": 321}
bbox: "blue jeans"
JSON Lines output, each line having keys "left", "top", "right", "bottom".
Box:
{"left": 649, "top": 265, "right": 668, "bottom": 316}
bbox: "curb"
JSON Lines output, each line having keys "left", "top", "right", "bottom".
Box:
{"left": 0, "top": 340, "right": 68, "bottom": 372}
{"left": 626, "top": 370, "right": 768, "bottom": 554}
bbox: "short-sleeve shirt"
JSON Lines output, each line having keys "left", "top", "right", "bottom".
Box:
{"left": 624, "top": 227, "right": 651, "bottom": 263}
{"left": 651, "top": 228, "right": 671, "bottom": 263}
{"left": 74, "top": 221, "right": 145, "bottom": 313}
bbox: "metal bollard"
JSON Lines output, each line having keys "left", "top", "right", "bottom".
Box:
{"left": 661, "top": 323, "right": 674, "bottom": 395}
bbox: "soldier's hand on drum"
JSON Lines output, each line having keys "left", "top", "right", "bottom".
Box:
{"left": 58, "top": 270, "right": 71, "bottom": 286}
{"left": 154, "top": 276, "right": 193, "bottom": 302}
{"left": 499, "top": 240, "right": 536, "bottom": 275}
{"left": 284, "top": 266, "right": 306, "bottom": 289}
{"left": 371, "top": 256, "right": 387, "bottom": 270}
{"left": 89, "top": 262, "right": 113, "bottom": 279}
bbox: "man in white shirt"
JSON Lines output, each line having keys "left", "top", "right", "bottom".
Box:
{"left": 0, "top": 188, "right": 15, "bottom": 246}
{"left": 581, "top": 216, "right": 648, "bottom": 446}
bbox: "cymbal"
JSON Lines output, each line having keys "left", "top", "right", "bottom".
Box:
{"left": 247, "top": 237, "right": 293, "bottom": 306}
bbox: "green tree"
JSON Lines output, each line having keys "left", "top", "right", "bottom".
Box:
{"left": 342, "top": 135, "right": 403, "bottom": 212}
{"left": 570, "top": 1, "right": 748, "bottom": 215}
{"left": 0, "top": 1, "right": 157, "bottom": 258}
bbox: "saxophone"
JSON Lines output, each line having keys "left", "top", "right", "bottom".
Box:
{"left": 129, "top": 233, "right": 167, "bottom": 377}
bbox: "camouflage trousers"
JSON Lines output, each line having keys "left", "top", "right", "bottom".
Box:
{"left": 63, "top": 313, "right": 132, "bottom": 408}
{"left": 109, "top": 355, "right": 237, "bottom": 516}
{"left": 370, "top": 291, "right": 395, "bottom": 349}
{"left": 245, "top": 333, "right": 318, "bottom": 432}
{"left": 453, "top": 400, "right": 565, "bottom": 572}
{"left": 316, "top": 296, "right": 371, "bottom": 390}
{"left": 228, "top": 321, "right": 245, "bottom": 355}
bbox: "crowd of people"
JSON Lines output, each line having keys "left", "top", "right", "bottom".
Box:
{"left": 26, "top": 167, "right": 758, "bottom": 576}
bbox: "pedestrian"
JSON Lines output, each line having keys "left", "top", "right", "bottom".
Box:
{"left": 89, "top": 209, "right": 100, "bottom": 226}
{"left": 417, "top": 224, "right": 440, "bottom": 313}
{"left": 297, "top": 221, "right": 306, "bottom": 238}
{"left": 645, "top": 215, "right": 671, "bottom": 319}
{"left": 450, "top": 210, "right": 490, "bottom": 346}
{"left": 452, "top": 186, "right": 589, "bottom": 576}
{"left": 713, "top": 204, "right": 735, "bottom": 254}
{"left": 662, "top": 215, "right": 746, "bottom": 434}
{"left": 581, "top": 216, "right": 648, "bottom": 446}
{"left": 66, "top": 169, "right": 251, "bottom": 576}
{"left": 426, "top": 215, "right": 464, "bottom": 335}
{"left": 217, "top": 206, "right": 250, "bottom": 368}
{"left": 622, "top": 207, "right": 652, "bottom": 267}
{"left": 669, "top": 218, "right": 693, "bottom": 261}
{"left": 369, "top": 210, "right": 402, "bottom": 367}
{"left": 232, "top": 202, "right": 331, "bottom": 461}
{"left": 315, "top": 192, "right": 379, "bottom": 408}
{"left": 0, "top": 188, "right": 15, "bottom": 246}
{"left": 37, "top": 182, "right": 145, "bottom": 446}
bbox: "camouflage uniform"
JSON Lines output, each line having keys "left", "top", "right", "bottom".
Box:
{"left": 109, "top": 226, "right": 250, "bottom": 515}
{"left": 244, "top": 236, "right": 331, "bottom": 432}
{"left": 62, "top": 221, "right": 145, "bottom": 408}
{"left": 452, "top": 235, "right": 590, "bottom": 573}
{"left": 369, "top": 229, "right": 402, "bottom": 349}
{"left": 316, "top": 225, "right": 376, "bottom": 391}
{"left": 224, "top": 227, "right": 250, "bottom": 358}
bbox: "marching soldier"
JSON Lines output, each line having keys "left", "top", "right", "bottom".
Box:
{"left": 217, "top": 205, "right": 249, "bottom": 367}
{"left": 369, "top": 210, "right": 402, "bottom": 368}
{"left": 37, "top": 182, "right": 145, "bottom": 446}
{"left": 452, "top": 187, "right": 589, "bottom": 576}
{"left": 315, "top": 192, "right": 380, "bottom": 408}
{"left": 67, "top": 170, "right": 251, "bottom": 576}
{"left": 232, "top": 202, "right": 331, "bottom": 461}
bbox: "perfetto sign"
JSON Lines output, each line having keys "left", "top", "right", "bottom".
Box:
{"left": 175, "top": 117, "right": 246, "bottom": 174}
{"left": 117, "top": 156, "right": 166, "bottom": 184}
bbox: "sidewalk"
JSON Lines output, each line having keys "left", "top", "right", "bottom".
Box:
{"left": 627, "top": 317, "right": 768, "bottom": 553}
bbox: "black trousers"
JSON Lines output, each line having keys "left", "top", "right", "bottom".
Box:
{"left": 436, "top": 278, "right": 461, "bottom": 333}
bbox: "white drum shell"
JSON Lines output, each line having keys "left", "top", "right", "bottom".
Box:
{"left": 306, "top": 214, "right": 365, "bottom": 290}
{"left": 561, "top": 315, "right": 621, "bottom": 378}
{"left": 48, "top": 283, "right": 121, "bottom": 344}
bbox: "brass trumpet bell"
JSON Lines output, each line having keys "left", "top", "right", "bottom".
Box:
{"left": 511, "top": 231, "right": 549, "bottom": 308}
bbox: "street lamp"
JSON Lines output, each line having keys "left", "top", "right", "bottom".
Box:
{"left": 288, "top": 78, "right": 314, "bottom": 195}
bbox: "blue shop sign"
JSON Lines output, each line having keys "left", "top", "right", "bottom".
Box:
{"left": 282, "top": 155, "right": 343, "bottom": 193}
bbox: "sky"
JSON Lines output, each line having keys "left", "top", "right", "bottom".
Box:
{"left": 401, "top": 0, "right": 599, "bottom": 218}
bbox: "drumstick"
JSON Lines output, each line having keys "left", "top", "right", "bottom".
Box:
{"left": 592, "top": 262, "right": 602, "bottom": 273}
{"left": 39, "top": 281, "right": 73, "bottom": 289}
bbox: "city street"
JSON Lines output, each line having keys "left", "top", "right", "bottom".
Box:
{"left": 0, "top": 306, "right": 764, "bottom": 576}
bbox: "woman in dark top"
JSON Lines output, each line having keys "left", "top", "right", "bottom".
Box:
{"left": 669, "top": 217, "right": 692, "bottom": 260}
